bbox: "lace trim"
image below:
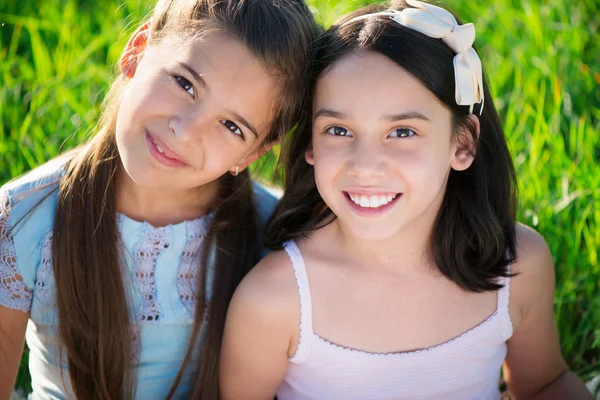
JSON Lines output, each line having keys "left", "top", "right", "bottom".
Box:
{"left": 35, "top": 232, "right": 54, "bottom": 307}
{"left": 314, "top": 309, "right": 500, "bottom": 357}
{"left": 133, "top": 225, "right": 170, "bottom": 323}
{"left": 177, "top": 219, "right": 208, "bottom": 316}
{"left": 0, "top": 194, "right": 33, "bottom": 311}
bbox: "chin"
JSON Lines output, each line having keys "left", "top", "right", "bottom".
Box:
{"left": 353, "top": 226, "right": 400, "bottom": 242}
{"left": 337, "top": 217, "right": 402, "bottom": 242}
{"left": 121, "top": 158, "right": 170, "bottom": 190}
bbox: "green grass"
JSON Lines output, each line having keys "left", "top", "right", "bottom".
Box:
{"left": 2, "top": 0, "right": 598, "bottom": 392}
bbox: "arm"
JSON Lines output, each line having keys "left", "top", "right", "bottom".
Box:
{"left": 0, "top": 193, "right": 32, "bottom": 400}
{"left": 220, "top": 251, "right": 300, "bottom": 400}
{"left": 0, "top": 306, "right": 29, "bottom": 400}
{"left": 503, "top": 225, "right": 592, "bottom": 400}
{"left": 528, "top": 370, "right": 593, "bottom": 400}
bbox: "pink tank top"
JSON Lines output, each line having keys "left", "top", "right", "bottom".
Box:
{"left": 276, "top": 240, "right": 513, "bottom": 400}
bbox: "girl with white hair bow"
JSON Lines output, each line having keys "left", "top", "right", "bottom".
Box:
{"left": 219, "top": 1, "right": 592, "bottom": 399}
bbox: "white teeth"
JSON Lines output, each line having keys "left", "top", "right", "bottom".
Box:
{"left": 154, "top": 140, "right": 165, "bottom": 154}
{"left": 348, "top": 193, "right": 398, "bottom": 208}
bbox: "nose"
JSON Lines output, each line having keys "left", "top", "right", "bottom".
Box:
{"left": 346, "top": 139, "right": 387, "bottom": 180}
{"left": 168, "top": 106, "right": 209, "bottom": 144}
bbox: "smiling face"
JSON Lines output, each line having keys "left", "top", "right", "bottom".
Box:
{"left": 308, "top": 50, "right": 475, "bottom": 242}
{"left": 115, "top": 27, "right": 278, "bottom": 194}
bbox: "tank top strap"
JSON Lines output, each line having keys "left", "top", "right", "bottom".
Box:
{"left": 496, "top": 263, "right": 513, "bottom": 342}
{"left": 283, "top": 240, "right": 313, "bottom": 364}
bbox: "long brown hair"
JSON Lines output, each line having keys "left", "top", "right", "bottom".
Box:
{"left": 51, "top": 0, "right": 319, "bottom": 398}
{"left": 267, "top": 1, "right": 517, "bottom": 293}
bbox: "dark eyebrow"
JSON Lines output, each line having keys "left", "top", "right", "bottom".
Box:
{"left": 231, "top": 111, "right": 259, "bottom": 139}
{"left": 314, "top": 108, "right": 346, "bottom": 121}
{"left": 314, "top": 109, "right": 431, "bottom": 123}
{"left": 177, "top": 62, "right": 209, "bottom": 92}
{"left": 382, "top": 111, "right": 431, "bottom": 122}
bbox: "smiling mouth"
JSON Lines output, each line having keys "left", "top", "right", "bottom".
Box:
{"left": 151, "top": 137, "right": 166, "bottom": 155}
{"left": 345, "top": 192, "right": 401, "bottom": 209}
{"left": 146, "top": 132, "right": 188, "bottom": 168}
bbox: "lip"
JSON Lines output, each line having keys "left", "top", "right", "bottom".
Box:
{"left": 345, "top": 189, "right": 398, "bottom": 197}
{"left": 145, "top": 131, "right": 188, "bottom": 168}
{"left": 343, "top": 190, "right": 402, "bottom": 217}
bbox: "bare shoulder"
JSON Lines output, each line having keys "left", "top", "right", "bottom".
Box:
{"left": 232, "top": 247, "right": 300, "bottom": 324}
{"left": 512, "top": 223, "right": 554, "bottom": 277}
{"left": 503, "top": 225, "right": 589, "bottom": 400}
{"left": 509, "top": 223, "right": 556, "bottom": 329}
{"left": 220, "top": 248, "right": 302, "bottom": 396}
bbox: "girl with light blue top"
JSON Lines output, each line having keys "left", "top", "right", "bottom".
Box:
{"left": 0, "top": 0, "right": 319, "bottom": 398}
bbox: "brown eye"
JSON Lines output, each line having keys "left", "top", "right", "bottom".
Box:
{"left": 175, "top": 76, "right": 194, "bottom": 97}
{"left": 327, "top": 126, "right": 352, "bottom": 137}
{"left": 389, "top": 128, "right": 416, "bottom": 138}
{"left": 220, "top": 119, "right": 244, "bottom": 138}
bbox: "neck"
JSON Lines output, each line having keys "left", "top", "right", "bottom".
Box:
{"left": 326, "top": 206, "right": 442, "bottom": 277}
{"left": 335, "top": 223, "right": 431, "bottom": 272}
{"left": 115, "top": 164, "right": 219, "bottom": 226}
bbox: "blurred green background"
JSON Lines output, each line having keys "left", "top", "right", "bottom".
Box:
{"left": 1, "top": 0, "right": 598, "bottom": 394}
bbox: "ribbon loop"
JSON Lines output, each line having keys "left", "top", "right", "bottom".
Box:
{"left": 406, "top": 0, "right": 457, "bottom": 27}
{"left": 443, "top": 23, "right": 475, "bottom": 53}
{"left": 398, "top": 9, "right": 452, "bottom": 38}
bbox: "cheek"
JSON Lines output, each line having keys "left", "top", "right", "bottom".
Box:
{"left": 116, "top": 89, "right": 149, "bottom": 141}
{"left": 312, "top": 143, "right": 342, "bottom": 179}
{"left": 118, "top": 74, "right": 171, "bottom": 126}
{"left": 310, "top": 151, "right": 336, "bottom": 201}
{"left": 312, "top": 136, "right": 351, "bottom": 164}
{"left": 399, "top": 149, "right": 451, "bottom": 197}
{"left": 198, "top": 132, "right": 259, "bottom": 175}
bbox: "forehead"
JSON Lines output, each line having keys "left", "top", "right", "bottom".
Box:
{"left": 314, "top": 50, "right": 447, "bottom": 119}
{"left": 150, "top": 33, "right": 279, "bottom": 136}
{"left": 165, "top": 33, "right": 270, "bottom": 81}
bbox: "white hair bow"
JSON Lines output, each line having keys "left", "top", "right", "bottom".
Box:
{"left": 345, "top": 0, "right": 484, "bottom": 115}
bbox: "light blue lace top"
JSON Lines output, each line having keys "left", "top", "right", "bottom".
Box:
{"left": 0, "top": 158, "right": 278, "bottom": 399}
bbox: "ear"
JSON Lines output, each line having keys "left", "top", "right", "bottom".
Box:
{"left": 305, "top": 144, "right": 315, "bottom": 166}
{"left": 119, "top": 21, "right": 151, "bottom": 79}
{"left": 233, "top": 141, "right": 277, "bottom": 173}
{"left": 450, "top": 114, "right": 479, "bottom": 171}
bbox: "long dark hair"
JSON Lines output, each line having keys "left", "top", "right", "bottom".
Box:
{"left": 49, "top": 0, "right": 319, "bottom": 399}
{"left": 266, "top": 0, "right": 517, "bottom": 293}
